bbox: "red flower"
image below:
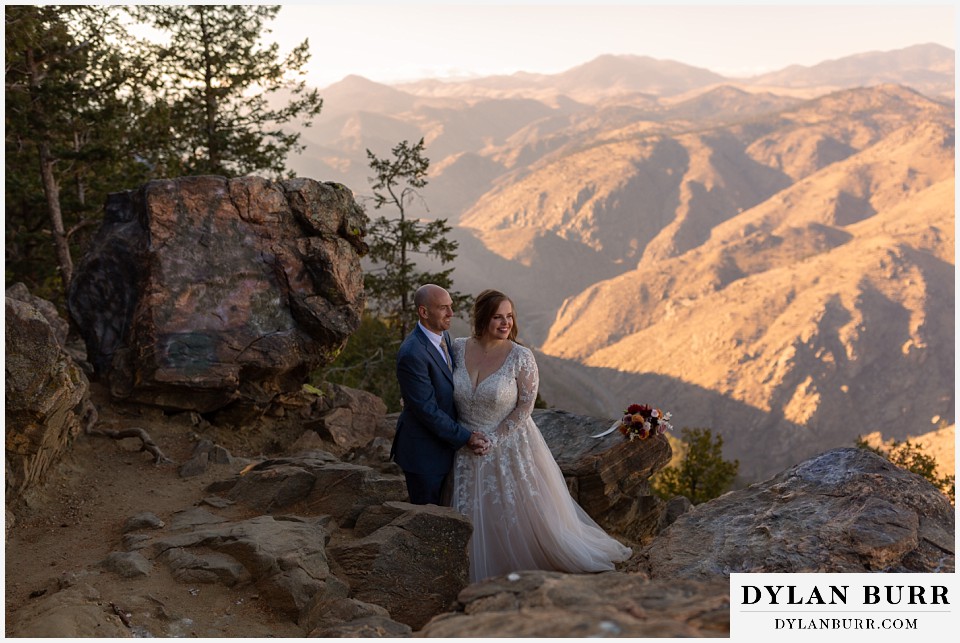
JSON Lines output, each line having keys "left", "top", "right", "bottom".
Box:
{"left": 614, "top": 402, "right": 673, "bottom": 442}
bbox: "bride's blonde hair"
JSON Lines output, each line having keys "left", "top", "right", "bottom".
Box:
{"left": 472, "top": 289, "right": 519, "bottom": 342}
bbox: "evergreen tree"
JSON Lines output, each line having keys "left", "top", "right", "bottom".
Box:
{"left": 129, "top": 4, "right": 322, "bottom": 178}
{"left": 363, "top": 138, "right": 469, "bottom": 339}
{"left": 5, "top": 5, "right": 323, "bottom": 302}
{"left": 5, "top": 4, "right": 154, "bottom": 302}
{"left": 652, "top": 427, "right": 739, "bottom": 504}
{"left": 318, "top": 138, "right": 468, "bottom": 408}
{"left": 311, "top": 311, "right": 403, "bottom": 412}
{"left": 855, "top": 436, "right": 955, "bottom": 503}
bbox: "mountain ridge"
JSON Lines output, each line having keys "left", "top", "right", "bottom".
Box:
{"left": 342, "top": 44, "right": 955, "bottom": 102}
{"left": 287, "top": 43, "right": 954, "bottom": 482}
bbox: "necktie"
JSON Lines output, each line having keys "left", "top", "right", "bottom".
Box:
{"left": 440, "top": 337, "right": 453, "bottom": 369}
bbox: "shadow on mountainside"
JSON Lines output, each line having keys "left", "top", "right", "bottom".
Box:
{"left": 537, "top": 350, "right": 853, "bottom": 483}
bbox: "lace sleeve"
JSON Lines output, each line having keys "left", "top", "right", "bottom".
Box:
{"left": 493, "top": 346, "right": 539, "bottom": 441}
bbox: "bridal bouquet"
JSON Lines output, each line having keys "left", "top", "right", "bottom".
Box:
{"left": 617, "top": 403, "right": 672, "bottom": 441}
{"left": 590, "top": 402, "right": 673, "bottom": 440}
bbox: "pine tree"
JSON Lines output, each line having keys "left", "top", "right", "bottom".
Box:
{"left": 363, "top": 138, "right": 470, "bottom": 339}
{"left": 5, "top": 5, "right": 153, "bottom": 302}
{"left": 311, "top": 311, "right": 403, "bottom": 412}
{"left": 318, "top": 139, "right": 468, "bottom": 408}
{"left": 5, "top": 5, "right": 324, "bottom": 302}
{"left": 653, "top": 427, "right": 740, "bottom": 504}
{"left": 855, "top": 436, "right": 955, "bottom": 503}
{"left": 129, "top": 4, "right": 322, "bottom": 178}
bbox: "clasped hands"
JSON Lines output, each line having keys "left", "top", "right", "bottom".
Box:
{"left": 467, "top": 431, "right": 491, "bottom": 456}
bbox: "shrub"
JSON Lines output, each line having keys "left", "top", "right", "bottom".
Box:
{"left": 652, "top": 427, "right": 739, "bottom": 504}
{"left": 855, "top": 436, "right": 955, "bottom": 504}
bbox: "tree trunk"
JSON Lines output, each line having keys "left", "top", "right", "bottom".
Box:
{"left": 197, "top": 7, "right": 221, "bottom": 173}
{"left": 26, "top": 42, "right": 72, "bottom": 296}
{"left": 398, "top": 197, "right": 409, "bottom": 339}
{"left": 38, "top": 141, "right": 73, "bottom": 292}
{"left": 73, "top": 129, "right": 86, "bottom": 206}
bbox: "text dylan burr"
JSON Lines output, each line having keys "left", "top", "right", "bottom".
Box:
{"left": 741, "top": 584, "right": 949, "bottom": 606}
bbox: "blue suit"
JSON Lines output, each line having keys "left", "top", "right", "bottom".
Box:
{"left": 391, "top": 325, "right": 472, "bottom": 504}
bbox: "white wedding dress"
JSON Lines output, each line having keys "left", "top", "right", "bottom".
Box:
{"left": 451, "top": 338, "right": 632, "bottom": 583}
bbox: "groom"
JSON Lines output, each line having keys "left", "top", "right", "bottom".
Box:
{"left": 391, "top": 284, "right": 489, "bottom": 505}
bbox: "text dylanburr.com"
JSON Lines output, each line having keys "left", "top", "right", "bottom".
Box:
{"left": 731, "top": 573, "right": 957, "bottom": 640}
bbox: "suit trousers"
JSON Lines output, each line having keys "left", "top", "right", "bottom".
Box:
{"left": 404, "top": 471, "right": 449, "bottom": 505}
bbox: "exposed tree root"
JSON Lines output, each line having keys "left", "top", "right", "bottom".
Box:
{"left": 83, "top": 397, "right": 173, "bottom": 465}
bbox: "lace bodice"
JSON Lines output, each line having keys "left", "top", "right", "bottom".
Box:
{"left": 452, "top": 338, "right": 538, "bottom": 445}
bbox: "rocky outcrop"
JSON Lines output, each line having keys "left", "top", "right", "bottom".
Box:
{"left": 419, "top": 570, "right": 730, "bottom": 637}
{"left": 130, "top": 511, "right": 339, "bottom": 620}
{"left": 177, "top": 439, "right": 234, "bottom": 478}
{"left": 299, "top": 382, "right": 388, "bottom": 450}
{"left": 300, "top": 595, "right": 411, "bottom": 637}
{"left": 644, "top": 447, "right": 955, "bottom": 578}
{"left": 329, "top": 502, "right": 473, "bottom": 630}
{"left": 67, "top": 176, "right": 368, "bottom": 417}
{"left": 7, "top": 282, "right": 70, "bottom": 346}
{"left": 111, "top": 500, "right": 462, "bottom": 634}
{"left": 217, "top": 453, "right": 408, "bottom": 527}
{"left": 534, "top": 408, "right": 672, "bottom": 542}
{"left": 5, "top": 288, "right": 92, "bottom": 509}
{"left": 9, "top": 427, "right": 956, "bottom": 638}
{"left": 6, "top": 582, "right": 130, "bottom": 638}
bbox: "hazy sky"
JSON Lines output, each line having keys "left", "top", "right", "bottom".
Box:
{"left": 267, "top": 2, "right": 956, "bottom": 88}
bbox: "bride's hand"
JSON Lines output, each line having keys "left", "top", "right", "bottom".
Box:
{"left": 467, "top": 431, "right": 491, "bottom": 456}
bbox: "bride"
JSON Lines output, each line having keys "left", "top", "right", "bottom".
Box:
{"left": 451, "top": 289, "right": 632, "bottom": 582}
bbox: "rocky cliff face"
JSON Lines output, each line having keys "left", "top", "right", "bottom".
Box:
{"left": 67, "top": 176, "right": 367, "bottom": 419}
{"left": 5, "top": 285, "right": 93, "bottom": 510}
{"left": 4, "top": 292, "right": 953, "bottom": 636}
{"left": 535, "top": 409, "right": 671, "bottom": 541}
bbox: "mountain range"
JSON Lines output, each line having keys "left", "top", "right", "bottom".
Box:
{"left": 286, "top": 43, "right": 955, "bottom": 481}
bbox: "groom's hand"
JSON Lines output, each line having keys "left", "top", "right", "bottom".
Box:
{"left": 468, "top": 431, "right": 490, "bottom": 455}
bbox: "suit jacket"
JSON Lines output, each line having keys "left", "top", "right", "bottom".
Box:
{"left": 391, "top": 325, "right": 472, "bottom": 475}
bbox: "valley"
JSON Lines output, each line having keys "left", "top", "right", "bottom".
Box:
{"left": 287, "top": 46, "right": 955, "bottom": 481}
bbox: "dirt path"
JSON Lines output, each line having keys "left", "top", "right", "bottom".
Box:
{"left": 5, "top": 386, "right": 306, "bottom": 637}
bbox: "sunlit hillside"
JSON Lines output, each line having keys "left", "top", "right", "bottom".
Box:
{"left": 291, "top": 46, "right": 955, "bottom": 481}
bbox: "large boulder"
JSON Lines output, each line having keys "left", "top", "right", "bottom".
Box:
{"left": 533, "top": 408, "right": 672, "bottom": 542}
{"left": 7, "top": 282, "right": 69, "bottom": 345}
{"left": 328, "top": 502, "right": 473, "bottom": 631}
{"left": 419, "top": 570, "right": 729, "bottom": 637}
{"left": 5, "top": 289, "right": 92, "bottom": 509}
{"left": 300, "top": 382, "right": 388, "bottom": 450}
{"left": 644, "top": 447, "right": 955, "bottom": 579}
{"left": 67, "top": 175, "right": 367, "bottom": 416}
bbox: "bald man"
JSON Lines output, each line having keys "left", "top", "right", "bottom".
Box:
{"left": 390, "top": 284, "right": 489, "bottom": 505}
